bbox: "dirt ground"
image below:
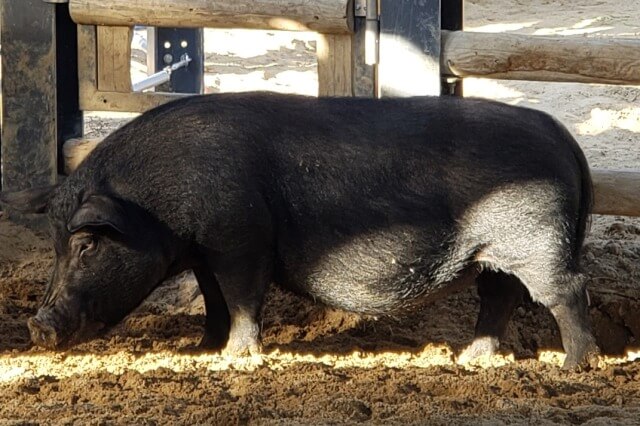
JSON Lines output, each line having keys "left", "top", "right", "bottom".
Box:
{"left": 1, "top": 0, "right": 640, "bottom": 424}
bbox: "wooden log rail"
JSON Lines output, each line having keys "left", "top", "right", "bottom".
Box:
{"left": 441, "top": 30, "right": 640, "bottom": 85}
{"left": 69, "top": 0, "right": 353, "bottom": 33}
{"left": 591, "top": 170, "right": 640, "bottom": 217}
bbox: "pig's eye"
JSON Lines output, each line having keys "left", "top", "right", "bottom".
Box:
{"left": 76, "top": 236, "right": 97, "bottom": 258}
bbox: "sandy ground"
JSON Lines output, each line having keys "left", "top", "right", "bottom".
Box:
{"left": 2, "top": 0, "right": 640, "bottom": 424}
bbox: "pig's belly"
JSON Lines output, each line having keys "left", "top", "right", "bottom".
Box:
{"left": 275, "top": 227, "right": 476, "bottom": 315}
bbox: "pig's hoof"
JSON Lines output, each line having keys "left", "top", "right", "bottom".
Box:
{"left": 222, "top": 338, "right": 262, "bottom": 358}
{"left": 561, "top": 341, "right": 600, "bottom": 372}
{"left": 457, "top": 336, "right": 499, "bottom": 365}
{"left": 197, "top": 332, "right": 227, "bottom": 351}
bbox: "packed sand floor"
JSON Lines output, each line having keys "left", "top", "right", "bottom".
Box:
{"left": 1, "top": 0, "right": 640, "bottom": 423}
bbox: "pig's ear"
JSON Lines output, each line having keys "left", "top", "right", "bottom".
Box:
{"left": 67, "top": 195, "right": 127, "bottom": 234}
{"left": 0, "top": 185, "right": 58, "bottom": 214}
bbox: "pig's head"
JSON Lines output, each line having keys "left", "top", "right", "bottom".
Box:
{"left": 1, "top": 185, "right": 177, "bottom": 349}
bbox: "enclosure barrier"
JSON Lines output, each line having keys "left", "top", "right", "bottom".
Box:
{"left": 71, "top": 0, "right": 357, "bottom": 114}
{"left": 4, "top": 0, "right": 640, "bottom": 217}
{"left": 592, "top": 170, "right": 640, "bottom": 217}
{"left": 441, "top": 30, "right": 640, "bottom": 85}
{"left": 68, "top": 0, "right": 353, "bottom": 33}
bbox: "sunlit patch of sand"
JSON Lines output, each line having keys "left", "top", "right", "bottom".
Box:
{"left": 204, "top": 29, "right": 316, "bottom": 59}
{"left": 2, "top": 345, "right": 638, "bottom": 383}
{"left": 576, "top": 106, "right": 640, "bottom": 135}
{"left": 464, "top": 21, "right": 539, "bottom": 33}
{"left": 463, "top": 78, "right": 528, "bottom": 102}
{"left": 204, "top": 69, "right": 317, "bottom": 95}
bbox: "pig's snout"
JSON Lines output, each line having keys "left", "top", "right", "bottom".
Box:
{"left": 27, "top": 294, "right": 82, "bottom": 349}
{"left": 27, "top": 315, "right": 60, "bottom": 349}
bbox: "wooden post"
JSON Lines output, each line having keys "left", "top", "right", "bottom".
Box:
{"left": 97, "top": 26, "right": 133, "bottom": 92}
{"left": 78, "top": 25, "right": 187, "bottom": 113}
{"left": 317, "top": 34, "right": 353, "bottom": 97}
{"left": 69, "top": 0, "right": 353, "bottom": 33}
{"left": 1, "top": 0, "right": 58, "bottom": 190}
{"left": 378, "top": 0, "right": 441, "bottom": 97}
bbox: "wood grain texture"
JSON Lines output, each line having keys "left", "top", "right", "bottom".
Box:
{"left": 592, "top": 169, "right": 640, "bottom": 216}
{"left": 97, "top": 26, "right": 133, "bottom": 92}
{"left": 317, "top": 33, "right": 353, "bottom": 97}
{"left": 442, "top": 30, "right": 640, "bottom": 85}
{"left": 1, "top": 0, "right": 57, "bottom": 190}
{"left": 77, "top": 25, "right": 99, "bottom": 107}
{"left": 69, "top": 0, "right": 353, "bottom": 33}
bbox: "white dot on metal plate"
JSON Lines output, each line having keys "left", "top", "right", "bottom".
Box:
{"left": 181, "top": 40, "right": 188, "bottom": 48}
{"left": 164, "top": 41, "right": 171, "bottom": 49}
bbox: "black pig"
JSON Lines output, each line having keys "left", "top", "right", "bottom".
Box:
{"left": 0, "top": 92, "right": 597, "bottom": 368}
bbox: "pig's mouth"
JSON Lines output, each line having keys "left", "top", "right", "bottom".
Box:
{"left": 27, "top": 310, "right": 106, "bottom": 350}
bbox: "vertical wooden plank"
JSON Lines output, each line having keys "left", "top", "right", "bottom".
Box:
{"left": 1, "top": 0, "right": 57, "bottom": 190}
{"left": 317, "top": 33, "right": 353, "bottom": 97}
{"left": 77, "top": 25, "right": 99, "bottom": 110}
{"left": 378, "top": 0, "right": 441, "bottom": 97}
{"left": 97, "top": 26, "right": 133, "bottom": 92}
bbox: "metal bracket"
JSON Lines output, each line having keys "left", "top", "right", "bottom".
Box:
{"left": 133, "top": 53, "right": 192, "bottom": 92}
{"left": 354, "top": 0, "right": 367, "bottom": 17}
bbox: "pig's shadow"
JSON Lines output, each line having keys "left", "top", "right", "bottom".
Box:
{"left": 81, "top": 286, "right": 573, "bottom": 361}
{"left": 76, "top": 283, "right": 632, "bottom": 360}
{"left": 258, "top": 286, "right": 568, "bottom": 360}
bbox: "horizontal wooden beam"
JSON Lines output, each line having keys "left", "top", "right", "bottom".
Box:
{"left": 592, "top": 169, "right": 640, "bottom": 217}
{"left": 81, "top": 89, "right": 188, "bottom": 113}
{"left": 441, "top": 30, "right": 640, "bottom": 85}
{"left": 69, "top": 0, "right": 353, "bottom": 33}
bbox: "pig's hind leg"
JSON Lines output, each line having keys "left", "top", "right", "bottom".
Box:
{"left": 523, "top": 268, "right": 597, "bottom": 370}
{"left": 457, "top": 271, "right": 526, "bottom": 364}
{"left": 210, "top": 250, "right": 273, "bottom": 356}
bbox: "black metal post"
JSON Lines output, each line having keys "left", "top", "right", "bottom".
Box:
{"left": 56, "top": 3, "right": 83, "bottom": 172}
{"left": 352, "top": 6, "right": 376, "bottom": 97}
{"left": 441, "top": 0, "right": 464, "bottom": 96}
{"left": 378, "top": 0, "right": 441, "bottom": 97}
{"left": 150, "top": 28, "right": 204, "bottom": 94}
